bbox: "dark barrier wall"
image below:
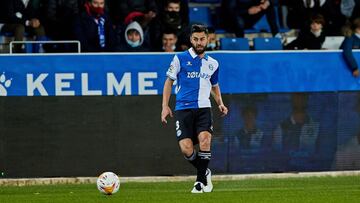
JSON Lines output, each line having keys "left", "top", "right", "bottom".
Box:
{"left": 0, "top": 96, "right": 189, "bottom": 178}
{"left": 212, "top": 92, "right": 360, "bottom": 173}
{"left": 1, "top": 93, "right": 360, "bottom": 178}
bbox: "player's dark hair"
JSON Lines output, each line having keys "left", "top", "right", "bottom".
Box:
{"left": 191, "top": 24, "right": 209, "bottom": 35}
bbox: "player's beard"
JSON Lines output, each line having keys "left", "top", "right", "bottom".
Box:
{"left": 192, "top": 44, "right": 206, "bottom": 55}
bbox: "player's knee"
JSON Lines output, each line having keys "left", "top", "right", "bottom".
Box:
{"left": 179, "top": 140, "right": 194, "bottom": 157}
{"left": 180, "top": 145, "right": 193, "bottom": 157}
{"left": 199, "top": 133, "right": 212, "bottom": 149}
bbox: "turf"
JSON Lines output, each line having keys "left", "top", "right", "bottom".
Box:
{"left": 0, "top": 176, "right": 359, "bottom": 203}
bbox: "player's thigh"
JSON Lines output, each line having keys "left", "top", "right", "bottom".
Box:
{"left": 174, "top": 109, "right": 195, "bottom": 142}
{"left": 195, "top": 108, "right": 213, "bottom": 135}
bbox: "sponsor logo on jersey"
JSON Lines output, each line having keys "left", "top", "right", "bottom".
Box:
{"left": 187, "top": 71, "right": 211, "bottom": 79}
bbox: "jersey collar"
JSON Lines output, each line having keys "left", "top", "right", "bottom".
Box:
{"left": 189, "top": 47, "right": 208, "bottom": 60}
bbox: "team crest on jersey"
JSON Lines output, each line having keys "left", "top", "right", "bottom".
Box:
{"left": 209, "top": 64, "right": 214, "bottom": 70}
{"left": 186, "top": 61, "right": 192, "bottom": 66}
{"left": 168, "top": 65, "right": 174, "bottom": 73}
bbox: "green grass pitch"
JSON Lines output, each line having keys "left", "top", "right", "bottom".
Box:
{"left": 0, "top": 176, "right": 359, "bottom": 203}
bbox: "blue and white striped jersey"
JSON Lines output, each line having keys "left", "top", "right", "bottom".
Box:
{"left": 166, "top": 48, "right": 219, "bottom": 111}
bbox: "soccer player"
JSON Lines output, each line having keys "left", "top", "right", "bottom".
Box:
{"left": 161, "top": 24, "right": 228, "bottom": 193}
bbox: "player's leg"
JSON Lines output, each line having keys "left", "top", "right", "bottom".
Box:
{"left": 194, "top": 108, "right": 214, "bottom": 192}
{"left": 179, "top": 138, "right": 205, "bottom": 193}
{"left": 175, "top": 110, "right": 204, "bottom": 193}
{"left": 179, "top": 138, "right": 198, "bottom": 168}
{"left": 198, "top": 131, "right": 213, "bottom": 192}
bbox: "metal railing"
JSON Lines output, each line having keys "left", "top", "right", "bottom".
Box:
{"left": 9, "top": 40, "right": 81, "bottom": 54}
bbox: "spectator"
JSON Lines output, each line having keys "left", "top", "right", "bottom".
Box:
{"left": 1, "top": 0, "right": 46, "bottom": 53}
{"left": 42, "top": 0, "right": 80, "bottom": 52}
{"left": 206, "top": 27, "right": 219, "bottom": 51}
{"left": 108, "top": 0, "right": 157, "bottom": 27}
{"left": 118, "top": 21, "right": 149, "bottom": 52}
{"left": 341, "top": 0, "right": 360, "bottom": 22}
{"left": 150, "top": 0, "right": 190, "bottom": 51}
{"left": 155, "top": 0, "right": 189, "bottom": 25}
{"left": 235, "top": 105, "right": 265, "bottom": 151}
{"left": 341, "top": 17, "right": 360, "bottom": 77}
{"left": 334, "top": 93, "right": 360, "bottom": 170}
{"left": 285, "top": 0, "right": 345, "bottom": 35}
{"left": 161, "top": 30, "right": 179, "bottom": 52}
{"left": 73, "top": 0, "right": 116, "bottom": 52}
{"left": 285, "top": 14, "right": 326, "bottom": 50}
{"left": 272, "top": 93, "right": 320, "bottom": 171}
{"left": 223, "top": 0, "right": 279, "bottom": 37}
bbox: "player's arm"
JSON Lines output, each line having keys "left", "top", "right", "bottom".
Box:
{"left": 211, "top": 85, "right": 228, "bottom": 116}
{"left": 161, "top": 78, "right": 174, "bottom": 124}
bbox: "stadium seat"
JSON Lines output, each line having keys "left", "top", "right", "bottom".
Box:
{"left": 253, "top": 37, "right": 283, "bottom": 50}
{"left": 189, "top": 7, "right": 212, "bottom": 26}
{"left": 220, "top": 38, "right": 249, "bottom": 50}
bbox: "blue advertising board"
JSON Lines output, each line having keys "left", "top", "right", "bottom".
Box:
{"left": 0, "top": 51, "right": 359, "bottom": 96}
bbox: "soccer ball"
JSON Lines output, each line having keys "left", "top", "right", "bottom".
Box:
{"left": 96, "top": 172, "right": 120, "bottom": 195}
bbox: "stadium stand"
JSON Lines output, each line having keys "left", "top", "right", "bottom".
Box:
{"left": 0, "top": 0, "right": 354, "bottom": 53}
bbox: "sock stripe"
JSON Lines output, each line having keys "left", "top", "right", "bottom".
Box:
{"left": 184, "top": 150, "right": 197, "bottom": 161}
{"left": 198, "top": 151, "right": 211, "bottom": 160}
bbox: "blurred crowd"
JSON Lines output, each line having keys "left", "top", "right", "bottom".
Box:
{"left": 0, "top": 0, "right": 360, "bottom": 53}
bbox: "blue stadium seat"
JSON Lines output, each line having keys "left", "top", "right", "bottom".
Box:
{"left": 253, "top": 37, "right": 283, "bottom": 50}
{"left": 220, "top": 38, "right": 249, "bottom": 50}
{"left": 189, "top": 7, "right": 212, "bottom": 26}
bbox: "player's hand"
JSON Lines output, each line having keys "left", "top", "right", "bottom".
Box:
{"left": 259, "top": 0, "right": 270, "bottom": 10}
{"left": 218, "top": 104, "right": 228, "bottom": 117}
{"left": 248, "top": 6, "right": 262, "bottom": 15}
{"left": 161, "top": 106, "right": 173, "bottom": 124}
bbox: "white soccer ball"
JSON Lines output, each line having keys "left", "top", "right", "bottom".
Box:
{"left": 96, "top": 172, "right": 120, "bottom": 195}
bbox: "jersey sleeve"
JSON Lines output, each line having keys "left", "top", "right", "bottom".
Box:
{"left": 210, "top": 63, "right": 219, "bottom": 86}
{"left": 166, "top": 55, "right": 180, "bottom": 80}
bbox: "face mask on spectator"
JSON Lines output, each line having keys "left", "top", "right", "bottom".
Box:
{"left": 166, "top": 11, "right": 180, "bottom": 19}
{"left": 207, "top": 43, "right": 216, "bottom": 49}
{"left": 355, "top": 33, "right": 360, "bottom": 39}
{"left": 128, "top": 40, "right": 141, "bottom": 48}
{"left": 311, "top": 29, "right": 322, "bottom": 37}
{"left": 165, "top": 11, "right": 181, "bottom": 24}
{"left": 90, "top": 5, "right": 104, "bottom": 16}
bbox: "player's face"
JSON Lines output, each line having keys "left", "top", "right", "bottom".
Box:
{"left": 190, "top": 32, "right": 208, "bottom": 55}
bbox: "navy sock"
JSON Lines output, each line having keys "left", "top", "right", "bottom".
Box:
{"left": 184, "top": 150, "right": 199, "bottom": 169}
{"left": 196, "top": 150, "right": 211, "bottom": 185}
